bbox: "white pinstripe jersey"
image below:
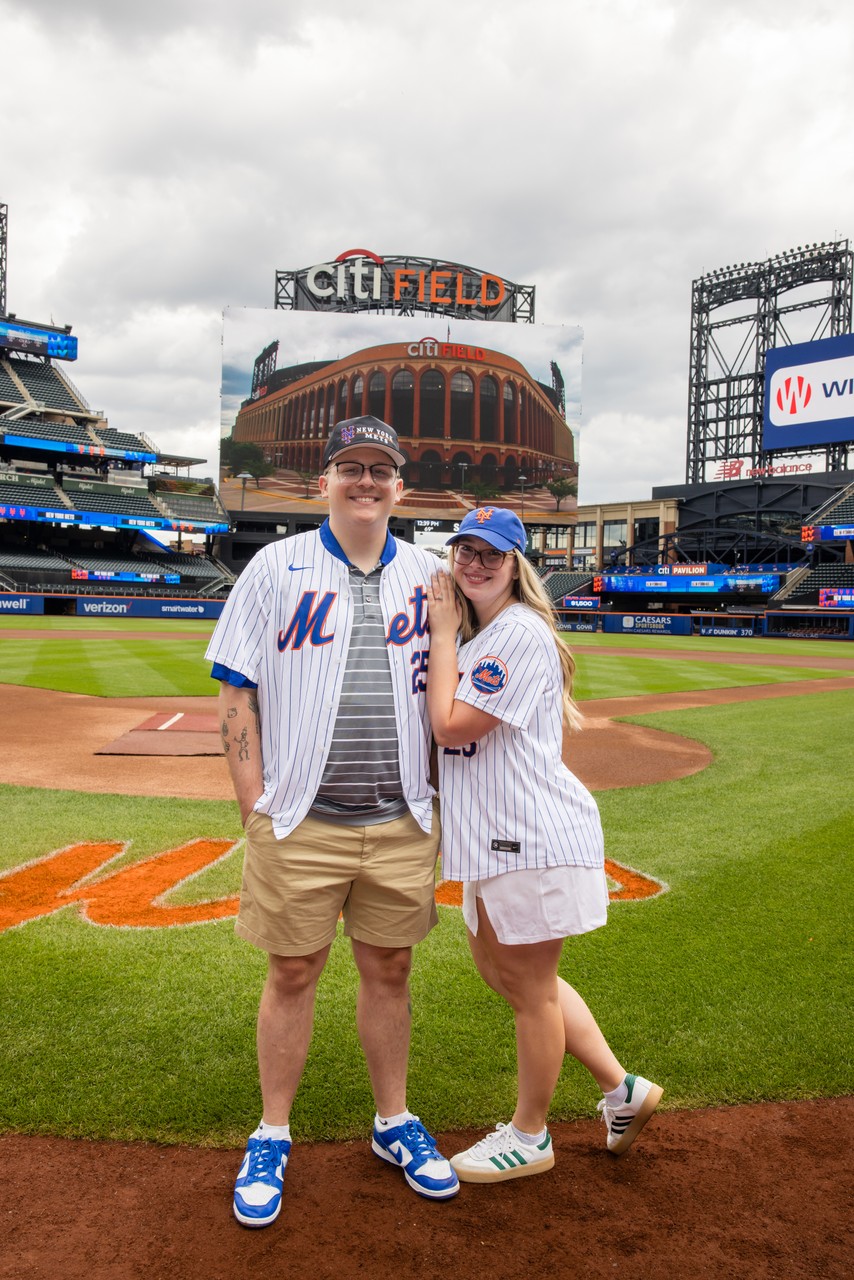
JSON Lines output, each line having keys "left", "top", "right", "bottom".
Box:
{"left": 438, "top": 603, "right": 604, "bottom": 882}
{"left": 205, "top": 522, "right": 436, "bottom": 838}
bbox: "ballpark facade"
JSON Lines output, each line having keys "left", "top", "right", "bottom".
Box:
{"left": 231, "top": 339, "right": 576, "bottom": 491}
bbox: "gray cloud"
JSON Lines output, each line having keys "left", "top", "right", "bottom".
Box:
{"left": 3, "top": 0, "right": 853, "bottom": 501}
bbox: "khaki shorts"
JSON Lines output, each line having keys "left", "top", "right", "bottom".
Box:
{"left": 236, "top": 803, "right": 441, "bottom": 956}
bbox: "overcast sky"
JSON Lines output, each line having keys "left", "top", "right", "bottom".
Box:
{"left": 3, "top": 0, "right": 852, "bottom": 503}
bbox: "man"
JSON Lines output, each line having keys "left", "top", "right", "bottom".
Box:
{"left": 206, "top": 415, "right": 458, "bottom": 1228}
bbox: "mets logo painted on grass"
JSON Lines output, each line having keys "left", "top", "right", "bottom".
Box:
{"left": 0, "top": 845, "right": 667, "bottom": 934}
{"left": 470, "top": 656, "right": 508, "bottom": 694}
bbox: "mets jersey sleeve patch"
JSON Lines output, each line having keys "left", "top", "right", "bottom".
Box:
{"left": 470, "top": 656, "right": 508, "bottom": 694}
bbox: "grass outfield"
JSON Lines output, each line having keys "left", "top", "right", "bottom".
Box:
{"left": 0, "top": 616, "right": 847, "bottom": 699}
{"left": 2, "top": 665, "right": 852, "bottom": 1143}
{"left": 1, "top": 695, "right": 851, "bottom": 1142}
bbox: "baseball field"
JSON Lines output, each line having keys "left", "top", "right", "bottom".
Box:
{"left": 1, "top": 615, "right": 852, "bottom": 1278}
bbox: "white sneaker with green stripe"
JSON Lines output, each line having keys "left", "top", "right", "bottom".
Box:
{"left": 450, "top": 1123, "right": 555, "bottom": 1183}
{"left": 597, "top": 1074, "right": 664, "bottom": 1154}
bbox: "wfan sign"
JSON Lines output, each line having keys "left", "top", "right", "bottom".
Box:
{"left": 764, "top": 333, "right": 854, "bottom": 451}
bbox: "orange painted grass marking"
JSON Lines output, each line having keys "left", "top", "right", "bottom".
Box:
{"left": 435, "top": 858, "right": 667, "bottom": 910}
{"left": 0, "top": 846, "right": 666, "bottom": 935}
{"left": 604, "top": 857, "right": 668, "bottom": 901}
{"left": 0, "top": 839, "right": 240, "bottom": 933}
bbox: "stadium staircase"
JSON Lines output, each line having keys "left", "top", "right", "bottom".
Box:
{"left": 769, "top": 564, "right": 813, "bottom": 604}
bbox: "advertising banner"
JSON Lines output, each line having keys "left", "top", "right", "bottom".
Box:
{"left": 802, "top": 524, "right": 854, "bottom": 542}
{"left": 764, "top": 333, "right": 854, "bottom": 451}
{"left": 602, "top": 614, "right": 692, "bottom": 635}
{"left": 699, "top": 626, "right": 757, "bottom": 637}
{"left": 0, "top": 593, "right": 44, "bottom": 614}
{"left": 0, "top": 501, "right": 226, "bottom": 534}
{"left": 75, "top": 598, "right": 225, "bottom": 619}
{"left": 818, "top": 588, "right": 854, "bottom": 608}
{"left": 598, "top": 574, "right": 779, "bottom": 594}
{"left": 562, "top": 596, "right": 599, "bottom": 609}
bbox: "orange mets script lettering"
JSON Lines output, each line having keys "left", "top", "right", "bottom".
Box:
{"left": 436, "top": 858, "right": 667, "bottom": 907}
{"left": 0, "top": 839, "right": 240, "bottom": 933}
{"left": 0, "top": 846, "right": 666, "bottom": 935}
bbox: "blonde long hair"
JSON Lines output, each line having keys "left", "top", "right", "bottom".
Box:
{"left": 448, "top": 546, "right": 583, "bottom": 731}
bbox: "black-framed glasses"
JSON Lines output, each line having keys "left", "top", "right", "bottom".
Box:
{"left": 453, "top": 542, "right": 510, "bottom": 569}
{"left": 332, "top": 461, "right": 399, "bottom": 484}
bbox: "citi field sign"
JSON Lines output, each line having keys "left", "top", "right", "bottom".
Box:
{"left": 764, "top": 333, "right": 854, "bottom": 450}
{"left": 277, "top": 249, "right": 533, "bottom": 322}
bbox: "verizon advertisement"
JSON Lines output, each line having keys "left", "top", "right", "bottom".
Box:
{"left": 763, "top": 333, "right": 854, "bottom": 451}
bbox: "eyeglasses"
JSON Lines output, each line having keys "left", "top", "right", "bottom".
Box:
{"left": 332, "top": 461, "right": 399, "bottom": 484}
{"left": 453, "top": 542, "right": 511, "bottom": 569}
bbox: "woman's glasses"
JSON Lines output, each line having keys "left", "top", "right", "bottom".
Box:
{"left": 332, "top": 462, "right": 399, "bottom": 484}
{"left": 453, "top": 542, "right": 510, "bottom": 569}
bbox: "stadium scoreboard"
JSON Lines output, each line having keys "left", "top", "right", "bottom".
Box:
{"left": 0, "top": 317, "right": 77, "bottom": 361}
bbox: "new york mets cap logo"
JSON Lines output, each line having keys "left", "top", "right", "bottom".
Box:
{"left": 322, "top": 415, "right": 406, "bottom": 467}
{"left": 470, "top": 656, "right": 508, "bottom": 694}
{"left": 447, "top": 506, "right": 527, "bottom": 554}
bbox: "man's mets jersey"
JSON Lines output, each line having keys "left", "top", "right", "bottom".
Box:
{"left": 206, "top": 520, "right": 436, "bottom": 838}
{"left": 438, "top": 603, "right": 604, "bottom": 882}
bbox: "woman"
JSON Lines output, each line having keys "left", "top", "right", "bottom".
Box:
{"left": 426, "top": 507, "right": 662, "bottom": 1183}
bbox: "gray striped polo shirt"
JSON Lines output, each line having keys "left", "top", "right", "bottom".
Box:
{"left": 310, "top": 562, "right": 408, "bottom": 826}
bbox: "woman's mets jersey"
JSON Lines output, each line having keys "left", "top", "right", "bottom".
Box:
{"left": 438, "top": 603, "right": 604, "bottom": 882}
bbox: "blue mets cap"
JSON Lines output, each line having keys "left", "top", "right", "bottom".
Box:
{"left": 447, "top": 506, "right": 527, "bottom": 554}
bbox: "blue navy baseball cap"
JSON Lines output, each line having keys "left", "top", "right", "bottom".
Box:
{"left": 447, "top": 506, "right": 527, "bottom": 554}
{"left": 323, "top": 415, "right": 406, "bottom": 468}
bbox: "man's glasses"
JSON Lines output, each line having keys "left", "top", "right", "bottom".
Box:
{"left": 332, "top": 462, "right": 399, "bottom": 484}
{"left": 453, "top": 542, "right": 510, "bottom": 569}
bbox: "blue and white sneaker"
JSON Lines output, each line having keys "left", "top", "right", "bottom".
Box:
{"left": 597, "top": 1074, "right": 664, "bottom": 1155}
{"left": 372, "top": 1116, "right": 459, "bottom": 1200}
{"left": 232, "top": 1135, "right": 291, "bottom": 1227}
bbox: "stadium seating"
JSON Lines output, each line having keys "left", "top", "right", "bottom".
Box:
{"left": 142, "top": 551, "right": 226, "bottom": 581}
{"left": 155, "top": 492, "right": 228, "bottom": 523}
{"left": 94, "top": 427, "right": 153, "bottom": 452}
{"left": 63, "top": 489, "right": 164, "bottom": 519}
{"left": 785, "top": 564, "right": 854, "bottom": 603}
{"left": 0, "top": 361, "right": 24, "bottom": 403}
{"left": 0, "top": 549, "right": 71, "bottom": 571}
{"left": 3, "top": 418, "right": 99, "bottom": 447}
{"left": 0, "top": 477, "right": 67, "bottom": 507}
{"left": 5, "top": 358, "right": 83, "bottom": 413}
{"left": 818, "top": 496, "right": 854, "bottom": 523}
{"left": 541, "top": 571, "right": 594, "bottom": 601}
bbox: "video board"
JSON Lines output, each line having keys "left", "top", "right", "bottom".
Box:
{"left": 595, "top": 574, "right": 780, "bottom": 594}
{"left": 0, "top": 318, "right": 78, "bottom": 361}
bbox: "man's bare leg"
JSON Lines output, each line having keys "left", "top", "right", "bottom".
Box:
{"left": 256, "top": 946, "right": 331, "bottom": 1124}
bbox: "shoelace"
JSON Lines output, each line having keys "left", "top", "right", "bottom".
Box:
{"left": 469, "top": 1123, "right": 516, "bottom": 1158}
{"left": 246, "top": 1138, "right": 285, "bottom": 1184}
{"left": 400, "top": 1119, "right": 437, "bottom": 1159}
